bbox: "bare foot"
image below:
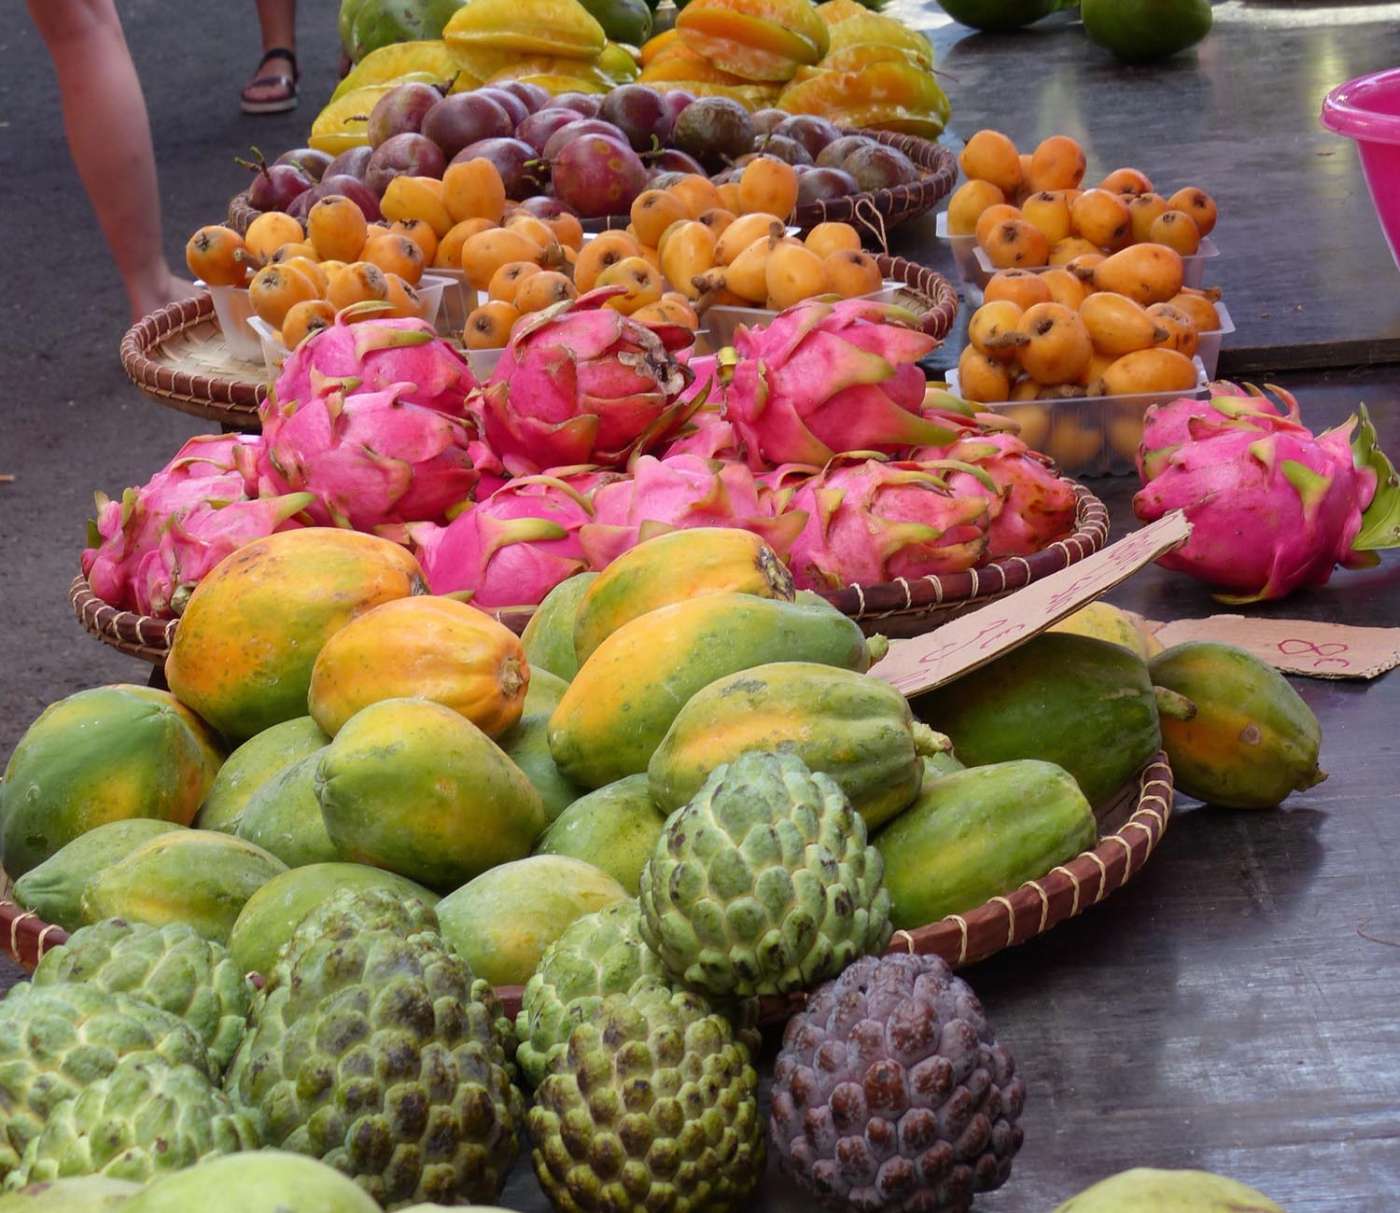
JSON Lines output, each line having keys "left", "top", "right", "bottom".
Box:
{"left": 127, "top": 270, "right": 203, "bottom": 322}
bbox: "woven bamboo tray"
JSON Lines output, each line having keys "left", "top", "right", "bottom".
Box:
{"left": 228, "top": 128, "right": 956, "bottom": 251}
{"left": 0, "top": 756, "right": 1173, "bottom": 996}
{"left": 120, "top": 294, "right": 266, "bottom": 428}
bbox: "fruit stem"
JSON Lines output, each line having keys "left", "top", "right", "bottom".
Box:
{"left": 866, "top": 634, "right": 890, "bottom": 663}
{"left": 1153, "top": 686, "right": 1197, "bottom": 721}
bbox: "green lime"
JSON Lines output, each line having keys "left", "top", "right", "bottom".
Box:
{"left": 936, "top": 0, "right": 1070, "bottom": 33}
{"left": 580, "top": 0, "right": 653, "bottom": 44}
{"left": 1081, "top": 0, "right": 1212, "bottom": 62}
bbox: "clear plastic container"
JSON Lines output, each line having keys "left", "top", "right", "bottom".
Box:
{"left": 204, "top": 284, "right": 262, "bottom": 362}
{"left": 245, "top": 275, "right": 454, "bottom": 382}
{"left": 935, "top": 211, "right": 1221, "bottom": 292}
{"left": 703, "top": 282, "right": 908, "bottom": 348}
{"left": 1194, "top": 300, "right": 1234, "bottom": 379}
{"left": 945, "top": 356, "right": 1209, "bottom": 478}
{"left": 428, "top": 267, "right": 474, "bottom": 337}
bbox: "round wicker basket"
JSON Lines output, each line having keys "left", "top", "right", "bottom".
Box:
{"left": 0, "top": 756, "right": 1172, "bottom": 995}
{"left": 227, "top": 128, "right": 956, "bottom": 251}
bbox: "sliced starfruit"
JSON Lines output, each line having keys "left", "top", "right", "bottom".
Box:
{"left": 814, "top": 42, "right": 923, "bottom": 72}
{"left": 330, "top": 39, "right": 460, "bottom": 99}
{"left": 816, "top": 0, "right": 868, "bottom": 23}
{"left": 640, "top": 28, "right": 682, "bottom": 66}
{"left": 309, "top": 83, "right": 398, "bottom": 153}
{"left": 672, "top": 80, "right": 781, "bottom": 108}
{"left": 677, "top": 0, "right": 828, "bottom": 81}
{"left": 778, "top": 59, "right": 950, "bottom": 136}
{"left": 824, "top": 12, "right": 933, "bottom": 68}
{"left": 519, "top": 72, "right": 611, "bottom": 93}
{"left": 598, "top": 42, "right": 642, "bottom": 82}
{"left": 444, "top": 0, "right": 606, "bottom": 59}
{"left": 487, "top": 54, "right": 617, "bottom": 91}
{"left": 639, "top": 45, "right": 753, "bottom": 85}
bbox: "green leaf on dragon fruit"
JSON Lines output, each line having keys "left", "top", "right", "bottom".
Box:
{"left": 1350, "top": 403, "right": 1400, "bottom": 551}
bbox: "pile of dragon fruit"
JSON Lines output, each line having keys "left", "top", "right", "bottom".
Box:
{"left": 83, "top": 289, "right": 1085, "bottom": 619}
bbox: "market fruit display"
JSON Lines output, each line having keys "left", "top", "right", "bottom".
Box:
{"left": 1134, "top": 383, "right": 1400, "bottom": 601}
{"left": 1149, "top": 641, "right": 1326, "bottom": 808}
{"left": 648, "top": 660, "right": 950, "bottom": 826}
{"left": 0, "top": 686, "right": 222, "bottom": 879}
{"left": 914, "top": 631, "right": 1179, "bottom": 808}
{"left": 316, "top": 695, "right": 548, "bottom": 889}
{"left": 1054, "top": 1167, "right": 1285, "bottom": 1211}
{"left": 435, "top": 854, "right": 628, "bottom": 984}
{"left": 122, "top": 1152, "right": 383, "bottom": 1213}
{"left": 527, "top": 985, "right": 763, "bottom": 1212}
{"left": 638, "top": 750, "right": 892, "bottom": 997}
{"left": 163, "top": 528, "right": 423, "bottom": 740}
{"left": 9, "top": 1055, "right": 261, "bottom": 1189}
{"left": 532, "top": 774, "right": 668, "bottom": 890}
{"left": 513, "top": 899, "right": 670, "bottom": 1087}
{"left": 30, "top": 920, "right": 251, "bottom": 1072}
{"left": 0, "top": 984, "right": 213, "bottom": 1182}
{"left": 875, "top": 759, "right": 1096, "bottom": 928}
{"left": 771, "top": 953, "right": 1025, "bottom": 1211}
{"left": 548, "top": 591, "right": 882, "bottom": 786}
{"left": 224, "top": 892, "right": 521, "bottom": 1206}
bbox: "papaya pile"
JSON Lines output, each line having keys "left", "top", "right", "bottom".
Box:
{"left": 5, "top": 525, "right": 1323, "bottom": 993}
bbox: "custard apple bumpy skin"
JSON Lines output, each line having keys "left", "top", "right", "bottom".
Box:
{"left": 639, "top": 750, "right": 892, "bottom": 998}
{"left": 770, "top": 953, "right": 1026, "bottom": 1213}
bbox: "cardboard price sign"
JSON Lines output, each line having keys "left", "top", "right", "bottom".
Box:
{"left": 1150, "top": 615, "right": 1400, "bottom": 680}
{"left": 870, "top": 511, "right": 1192, "bottom": 698}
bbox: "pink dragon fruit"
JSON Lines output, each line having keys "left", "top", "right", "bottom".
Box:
{"left": 769, "top": 456, "right": 994, "bottom": 591}
{"left": 81, "top": 438, "right": 308, "bottom": 617}
{"left": 410, "top": 470, "right": 623, "bottom": 607}
{"left": 578, "top": 454, "right": 807, "bottom": 568}
{"left": 1136, "top": 382, "right": 1305, "bottom": 481}
{"left": 724, "top": 299, "right": 961, "bottom": 470}
{"left": 273, "top": 309, "right": 476, "bottom": 413}
{"left": 1133, "top": 385, "right": 1400, "bottom": 602}
{"left": 482, "top": 288, "right": 696, "bottom": 475}
{"left": 910, "top": 432, "right": 1077, "bottom": 559}
{"left": 257, "top": 383, "right": 480, "bottom": 530}
{"left": 129, "top": 493, "right": 314, "bottom": 617}
{"left": 657, "top": 356, "right": 743, "bottom": 460}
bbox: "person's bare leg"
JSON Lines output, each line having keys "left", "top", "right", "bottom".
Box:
{"left": 243, "top": 0, "right": 298, "bottom": 109}
{"left": 28, "top": 0, "right": 194, "bottom": 320}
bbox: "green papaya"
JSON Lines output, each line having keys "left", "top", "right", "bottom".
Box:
{"left": 196, "top": 717, "right": 330, "bottom": 835}
{"left": 81, "top": 831, "right": 288, "bottom": 944}
{"left": 227, "top": 862, "right": 438, "bottom": 977}
{"left": 316, "top": 697, "right": 547, "bottom": 891}
{"left": 234, "top": 752, "right": 341, "bottom": 867}
{"left": 11, "top": 819, "right": 185, "bottom": 932}
{"left": 533, "top": 774, "right": 667, "bottom": 894}
{"left": 0, "top": 686, "right": 224, "bottom": 879}
{"left": 648, "top": 661, "right": 951, "bottom": 828}
{"left": 495, "top": 667, "right": 580, "bottom": 820}
{"left": 1080, "top": 0, "right": 1212, "bottom": 62}
{"left": 550, "top": 593, "right": 881, "bottom": 788}
{"left": 1054, "top": 1167, "right": 1285, "bottom": 1212}
{"left": 522, "top": 573, "right": 598, "bottom": 681}
{"left": 913, "top": 632, "right": 1170, "bottom": 808}
{"left": 436, "top": 855, "right": 628, "bottom": 986}
{"left": 1149, "top": 642, "right": 1324, "bottom": 808}
{"left": 875, "top": 759, "right": 1096, "bottom": 929}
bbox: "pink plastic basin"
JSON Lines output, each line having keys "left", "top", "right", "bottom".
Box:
{"left": 1322, "top": 67, "right": 1400, "bottom": 268}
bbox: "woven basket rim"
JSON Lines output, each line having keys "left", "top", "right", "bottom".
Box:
{"left": 120, "top": 293, "right": 266, "bottom": 421}
{"left": 1, "top": 755, "right": 1172, "bottom": 1016}
{"left": 228, "top": 126, "right": 956, "bottom": 244}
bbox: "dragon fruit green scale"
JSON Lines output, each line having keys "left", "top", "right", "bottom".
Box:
{"left": 638, "top": 750, "right": 891, "bottom": 999}
{"left": 725, "top": 299, "right": 960, "bottom": 470}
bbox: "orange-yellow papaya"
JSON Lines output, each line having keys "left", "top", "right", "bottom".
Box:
{"left": 165, "top": 529, "right": 424, "bottom": 743}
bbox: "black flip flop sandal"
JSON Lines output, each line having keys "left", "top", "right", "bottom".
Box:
{"left": 241, "top": 47, "right": 300, "bottom": 115}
